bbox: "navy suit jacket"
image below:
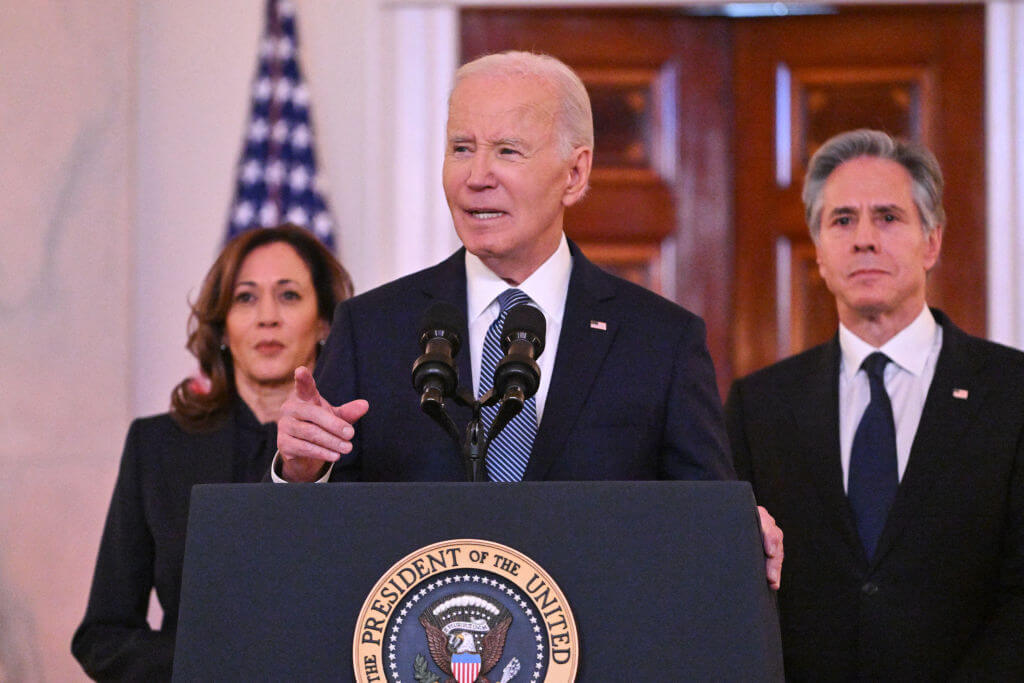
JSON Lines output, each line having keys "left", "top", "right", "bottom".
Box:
{"left": 726, "top": 310, "right": 1024, "bottom": 681}
{"left": 316, "top": 242, "right": 734, "bottom": 482}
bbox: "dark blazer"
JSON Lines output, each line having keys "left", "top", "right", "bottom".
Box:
{"left": 72, "top": 401, "right": 275, "bottom": 681}
{"left": 725, "top": 310, "right": 1024, "bottom": 681}
{"left": 317, "top": 241, "right": 734, "bottom": 482}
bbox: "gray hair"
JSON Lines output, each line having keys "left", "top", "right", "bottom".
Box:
{"left": 451, "top": 51, "right": 594, "bottom": 160}
{"left": 802, "top": 129, "right": 945, "bottom": 242}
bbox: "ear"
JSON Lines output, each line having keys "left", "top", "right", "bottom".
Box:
{"left": 561, "top": 146, "right": 593, "bottom": 208}
{"left": 317, "top": 318, "right": 330, "bottom": 342}
{"left": 814, "top": 242, "right": 828, "bottom": 281}
{"left": 923, "top": 225, "right": 943, "bottom": 272}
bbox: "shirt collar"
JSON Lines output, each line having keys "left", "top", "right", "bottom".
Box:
{"left": 839, "top": 305, "right": 938, "bottom": 380}
{"left": 465, "top": 233, "right": 572, "bottom": 327}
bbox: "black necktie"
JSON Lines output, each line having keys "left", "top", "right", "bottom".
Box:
{"left": 848, "top": 351, "right": 899, "bottom": 560}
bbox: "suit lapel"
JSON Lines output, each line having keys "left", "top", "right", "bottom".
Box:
{"left": 790, "top": 339, "right": 866, "bottom": 562}
{"left": 872, "top": 312, "right": 985, "bottom": 563}
{"left": 525, "top": 245, "right": 617, "bottom": 480}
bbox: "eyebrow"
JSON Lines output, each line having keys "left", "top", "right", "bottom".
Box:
{"left": 827, "top": 204, "right": 907, "bottom": 217}
{"left": 492, "top": 136, "right": 526, "bottom": 147}
{"left": 827, "top": 206, "right": 858, "bottom": 218}
{"left": 447, "top": 134, "right": 527, "bottom": 148}
{"left": 870, "top": 204, "right": 907, "bottom": 215}
{"left": 234, "top": 278, "right": 300, "bottom": 288}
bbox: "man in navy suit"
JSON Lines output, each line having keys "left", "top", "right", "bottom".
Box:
{"left": 726, "top": 129, "right": 1024, "bottom": 679}
{"left": 274, "top": 51, "right": 782, "bottom": 586}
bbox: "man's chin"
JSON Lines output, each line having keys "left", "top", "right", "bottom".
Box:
{"left": 845, "top": 296, "right": 898, "bottom": 321}
{"left": 462, "top": 237, "right": 508, "bottom": 262}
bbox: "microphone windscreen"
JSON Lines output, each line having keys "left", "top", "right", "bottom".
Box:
{"left": 501, "top": 304, "right": 546, "bottom": 357}
{"left": 419, "top": 301, "right": 463, "bottom": 354}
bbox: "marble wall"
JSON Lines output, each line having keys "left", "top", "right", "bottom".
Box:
{"left": 0, "top": 2, "right": 136, "bottom": 680}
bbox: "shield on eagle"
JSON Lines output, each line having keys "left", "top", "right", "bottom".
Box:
{"left": 451, "top": 652, "right": 482, "bottom": 683}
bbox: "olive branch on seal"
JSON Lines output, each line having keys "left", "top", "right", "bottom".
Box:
{"left": 413, "top": 653, "right": 440, "bottom": 683}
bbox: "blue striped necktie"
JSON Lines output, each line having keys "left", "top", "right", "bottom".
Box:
{"left": 479, "top": 288, "right": 537, "bottom": 482}
{"left": 848, "top": 351, "right": 899, "bottom": 560}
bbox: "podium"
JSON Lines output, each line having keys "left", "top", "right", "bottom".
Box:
{"left": 173, "top": 481, "right": 783, "bottom": 681}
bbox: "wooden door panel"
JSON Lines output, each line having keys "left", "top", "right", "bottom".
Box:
{"left": 792, "top": 65, "right": 933, "bottom": 166}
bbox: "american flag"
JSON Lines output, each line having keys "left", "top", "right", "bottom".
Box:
{"left": 225, "top": 0, "right": 336, "bottom": 248}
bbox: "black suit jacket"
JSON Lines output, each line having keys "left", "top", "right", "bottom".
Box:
{"left": 317, "top": 242, "right": 734, "bottom": 482}
{"left": 725, "top": 310, "right": 1024, "bottom": 681}
{"left": 72, "top": 402, "right": 275, "bottom": 681}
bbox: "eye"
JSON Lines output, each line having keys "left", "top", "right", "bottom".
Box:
{"left": 233, "top": 291, "right": 255, "bottom": 304}
{"left": 280, "top": 289, "right": 301, "bottom": 301}
{"left": 833, "top": 216, "right": 851, "bottom": 227}
{"left": 499, "top": 146, "right": 521, "bottom": 156}
{"left": 883, "top": 213, "right": 897, "bottom": 222}
{"left": 452, "top": 143, "right": 471, "bottom": 154}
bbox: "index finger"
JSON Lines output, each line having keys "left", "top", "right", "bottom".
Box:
{"left": 293, "top": 366, "right": 319, "bottom": 403}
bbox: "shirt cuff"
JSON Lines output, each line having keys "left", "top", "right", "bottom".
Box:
{"left": 270, "top": 450, "right": 333, "bottom": 483}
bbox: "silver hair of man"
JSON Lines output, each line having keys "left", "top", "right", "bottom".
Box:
{"left": 802, "top": 128, "right": 946, "bottom": 243}
{"left": 451, "top": 51, "right": 595, "bottom": 161}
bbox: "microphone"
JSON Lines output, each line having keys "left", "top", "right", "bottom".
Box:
{"left": 411, "top": 301, "right": 463, "bottom": 407}
{"left": 492, "top": 303, "right": 546, "bottom": 403}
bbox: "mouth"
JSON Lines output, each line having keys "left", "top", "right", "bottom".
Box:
{"left": 465, "top": 208, "right": 507, "bottom": 220}
{"left": 255, "top": 341, "right": 285, "bottom": 354}
{"left": 849, "top": 267, "right": 888, "bottom": 278}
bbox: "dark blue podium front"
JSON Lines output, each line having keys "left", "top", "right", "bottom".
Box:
{"left": 173, "top": 481, "right": 783, "bottom": 681}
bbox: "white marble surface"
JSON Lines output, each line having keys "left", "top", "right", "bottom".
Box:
{"left": 0, "top": 2, "right": 135, "bottom": 680}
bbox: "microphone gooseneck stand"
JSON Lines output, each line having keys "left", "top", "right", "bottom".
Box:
{"left": 421, "top": 385, "right": 525, "bottom": 482}
{"left": 413, "top": 301, "right": 542, "bottom": 482}
{"left": 461, "top": 386, "right": 526, "bottom": 482}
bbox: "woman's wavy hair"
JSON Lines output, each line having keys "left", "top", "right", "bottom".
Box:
{"left": 170, "top": 225, "right": 353, "bottom": 431}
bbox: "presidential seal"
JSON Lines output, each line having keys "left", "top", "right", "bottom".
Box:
{"left": 354, "top": 539, "right": 578, "bottom": 682}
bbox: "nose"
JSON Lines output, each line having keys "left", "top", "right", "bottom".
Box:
{"left": 256, "top": 297, "right": 281, "bottom": 327}
{"left": 466, "top": 151, "right": 496, "bottom": 190}
{"left": 851, "top": 216, "right": 880, "bottom": 253}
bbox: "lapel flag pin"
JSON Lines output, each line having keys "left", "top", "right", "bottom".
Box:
{"left": 952, "top": 388, "right": 969, "bottom": 400}
{"left": 590, "top": 320, "right": 607, "bottom": 331}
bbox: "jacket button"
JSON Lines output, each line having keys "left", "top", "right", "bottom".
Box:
{"left": 861, "top": 582, "right": 879, "bottom": 596}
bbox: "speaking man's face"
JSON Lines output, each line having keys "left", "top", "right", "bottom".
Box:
{"left": 442, "top": 72, "right": 590, "bottom": 284}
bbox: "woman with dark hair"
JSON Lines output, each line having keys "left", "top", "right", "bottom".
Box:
{"left": 72, "top": 225, "right": 352, "bottom": 681}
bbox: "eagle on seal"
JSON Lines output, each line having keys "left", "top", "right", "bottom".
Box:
{"left": 419, "top": 593, "right": 513, "bottom": 683}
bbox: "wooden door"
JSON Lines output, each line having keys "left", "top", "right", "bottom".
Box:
{"left": 460, "top": 4, "right": 985, "bottom": 390}
{"left": 732, "top": 4, "right": 985, "bottom": 376}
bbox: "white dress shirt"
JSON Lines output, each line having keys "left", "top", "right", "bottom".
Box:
{"left": 465, "top": 234, "right": 572, "bottom": 421}
{"left": 838, "top": 305, "right": 943, "bottom": 491}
